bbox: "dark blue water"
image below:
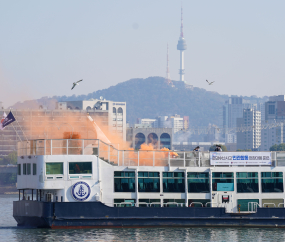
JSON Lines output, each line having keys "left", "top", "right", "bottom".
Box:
{"left": 1, "top": 195, "right": 285, "bottom": 242}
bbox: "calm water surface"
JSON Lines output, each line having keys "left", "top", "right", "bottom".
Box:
{"left": 1, "top": 195, "right": 285, "bottom": 242}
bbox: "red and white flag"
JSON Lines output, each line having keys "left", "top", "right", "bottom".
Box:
{"left": 0, "top": 112, "right": 7, "bottom": 130}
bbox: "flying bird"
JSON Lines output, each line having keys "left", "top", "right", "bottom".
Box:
{"left": 206, "top": 80, "right": 214, "bottom": 85}
{"left": 71, "top": 79, "right": 83, "bottom": 90}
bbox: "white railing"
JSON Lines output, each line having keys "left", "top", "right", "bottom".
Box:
{"left": 248, "top": 202, "right": 260, "bottom": 212}
{"left": 17, "top": 139, "right": 281, "bottom": 167}
{"left": 189, "top": 202, "right": 204, "bottom": 207}
{"left": 205, "top": 202, "right": 218, "bottom": 208}
{"left": 263, "top": 203, "right": 276, "bottom": 208}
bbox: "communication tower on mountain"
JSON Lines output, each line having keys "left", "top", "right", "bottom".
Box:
{"left": 177, "top": 6, "right": 187, "bottom": 83}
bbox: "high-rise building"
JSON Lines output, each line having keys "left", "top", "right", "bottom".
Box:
{"left": 259, "top": 95, "right": 285, "bottom": 151}
{"left": 177, "top": 7, "right": 187, "bottom": 83}
{"left": 237, "top": 109, "right": 261, "bottom": 150}
{"left": 169, "top": 114, "right": 184, "bottom": 133}
{"left": 223, "top": 96, "right": 254, "bottom": 130}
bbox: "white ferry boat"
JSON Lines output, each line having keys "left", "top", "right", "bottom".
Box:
{"left": 13, "top": 138, "right": 285, "bottom": 228}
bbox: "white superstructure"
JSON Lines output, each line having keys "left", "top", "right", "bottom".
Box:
{"left": 16, "top": 139, "right": 285, "bottom": 213}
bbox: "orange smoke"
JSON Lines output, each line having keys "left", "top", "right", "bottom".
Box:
{"left": 20, "top": 112, "right": 177, "bottom": 166}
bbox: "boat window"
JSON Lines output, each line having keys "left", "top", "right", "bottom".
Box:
{"left": 237, "top": 199, "right": 259, "bottom": 211}
{"left": 138, "top": 172, "right": 160, "bottom": 193}
{"left": 187, "top": 172, "right": 209, "bottom": 178}
{"left": 23, "top": 163, "right": 26, "bottom": 175}
{"left": 261, "top": 172, "right": 283, "bottom": 193}
{"left": 46, "top": 163, "right": 63, "bottom": 175}
{"left": 27, "top": 164, "right": 31, "bottom": 175}
{"left": 114, "top": 171, "right": 135, "bottom": 177}
{"left": 262, "top": 199, "right": 284, "bottom": 208}
{"left": 114, "top": 171, "right": 135, "bottom": 192}
{"left": 212, "top": 172, "right": 233, "bottom": 178}
{"left": 236, "top": 172, "right": 258, "bottom": 193}
{"left": 236, "top": 172, "right": 258, "bottom": 178}
{"left": 139, "top": 199, "right": 160, "bottom": 207}
{"left": 33, "top": 164, "right": 37, "bottom": 175}
{"left": 261, "top": 172, "right": 283, "bottom": 178}
{"left": 163, "top": 172, "right": 185, "bottom": 193}
{"left": 212, "top": 172, "right": 234, "bottom": 191}
{"left": 187, "top": 172, "right": 210, "bottom": 193}
{"left": 114, "top": 199, "right": 135, "bottom": 207}
{"left": 69, "top": 162, "right": 92, "bottom": 174}
{"left": 163, "top": 199, "right": 185, "bottom": 207}
{"left": 17, "top": 164, "right": 21, "bottom": 175}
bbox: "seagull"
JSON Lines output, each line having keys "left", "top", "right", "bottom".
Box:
{"left": 206, "top": 80, "right": 214, "bottom": 85}
{"left": 71, "top": 79, "right": 83, "bottom": 90}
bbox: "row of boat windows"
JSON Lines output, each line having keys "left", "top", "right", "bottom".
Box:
{"left": 17, "top": 162, "right": 92, "bottom": 175}
{"left": 114, "top": 172, "right": 284, "bottom": 193}
{"left": 17, "top": 164, "right": 36, "bottom": 175}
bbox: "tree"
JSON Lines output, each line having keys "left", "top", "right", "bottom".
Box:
{"left": 0, "top": 151, "right": 17, "bottom": 165}
{"left": 270, "top": 143, "right": 285, "bottom": 151}
{"left": 209, "top": 144, "right": 227, "bottom": 152}
{"left": 6, "top": 151, "right": 17, "bottom": 164}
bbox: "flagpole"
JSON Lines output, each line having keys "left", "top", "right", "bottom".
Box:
{"left": 10, "top": 110, "right": 29, "bottom": 142}
{"left": 11, "top": 123, "right": 22, "bottom": 142}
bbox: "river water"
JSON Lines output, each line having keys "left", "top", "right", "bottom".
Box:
{"left": 1, "top": 194, "right": 285, "bottom": 242}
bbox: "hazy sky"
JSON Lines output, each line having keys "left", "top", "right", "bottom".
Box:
{"left": 1, "top": 0, "right": 285, "bottom": 107}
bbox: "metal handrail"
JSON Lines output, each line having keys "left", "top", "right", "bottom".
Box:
{"left": 189, "top": 202, "right": 203, "bottom": 207}
{"left": 205, "top": 202, "right": 217, "bottom": 207}
{"left": 248, "top": 202, "right": 260, "bottom": 212}
{"left": 278, "top": 203, "right": 284, "bottom": 207}
{"left": 163, "top": 202, "right": 184, "bottom": 207}
{"left": 114, "top": 202, "right": 135, "bottom": 207}
{"left": 263, "top": 203, "right": 276, "bottom": 208}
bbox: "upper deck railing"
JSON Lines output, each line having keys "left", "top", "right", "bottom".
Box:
{"left": 17, "top": 139, "right": 285, "bottom": 167}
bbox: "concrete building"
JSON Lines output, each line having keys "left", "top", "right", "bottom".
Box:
{"left": 138, "top": 118, "right": 157, "bottom": 128}
{"left": 223, "top": 96, "right": 259, "bottom": 144}
{"left": 127, "top": 127, "right": 172, "bottom": 150}
{"left": 169, "top": 115, "right": 184, "bottom": 133}
{"left": 57, "top": 99, "right": 126, "bottom": 141}
{"left": 265, "top": 95, "right": 285, "bottom": 121}
{"left": 225, "top": 133, "right": 237, "bottom": 144}
{"left": 260, "top": 121, "right": 285, "bottom": 151}
{"left": 137, "top": 115, "right": 189, "bottom": 134}
{"left": 258, "top": 95, "right": 285, "bottom": 151}
{"left": 0, "top": 98, "right": 127, "bottom": 157}
{"left": 237, "top": 109, "right": 261, "bottom": 151}
{"left": 223, "top": 96, "right": 255, "bottom": 130}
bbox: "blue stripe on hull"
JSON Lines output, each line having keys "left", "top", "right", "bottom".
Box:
{"left": 13, "top": 201, "right": 285, "bottom": 228}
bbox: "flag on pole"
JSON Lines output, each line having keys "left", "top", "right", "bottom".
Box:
{"left": 0, "top": 111, "right": 15, "bottom": 130}
{"left": 0, "top": 112, "right": 7, "bottom": 130}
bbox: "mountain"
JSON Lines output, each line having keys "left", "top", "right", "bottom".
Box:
{"left": 11, "top": 76, "right": 267, "bottom": 127}
{"left": 58, "top": 76, "right": 228, "bottom": 127}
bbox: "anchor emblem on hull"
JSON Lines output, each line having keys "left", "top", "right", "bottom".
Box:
{"left": 71, "top": 181, "right": 91, "bottom": 201}
{"left": 76, "top": 185, "right": 86, "bottom": 197}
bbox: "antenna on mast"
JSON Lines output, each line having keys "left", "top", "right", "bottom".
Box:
{"left": 180, "top": 4, "right": 184, "bottom": 38}
{"left": 165, "top": 43, "right": 173, "bottom": 86}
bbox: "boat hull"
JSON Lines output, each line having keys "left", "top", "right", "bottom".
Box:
{"left": 13, "top": 200, "right": 285, "bottom": 228}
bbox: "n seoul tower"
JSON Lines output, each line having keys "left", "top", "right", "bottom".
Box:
{"left": 177, "top": 6, "right": 187, "bottom": 83}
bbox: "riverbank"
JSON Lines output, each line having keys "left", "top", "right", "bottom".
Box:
{"left": 0, "top": 185, "right": 17, "bottom": 194}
